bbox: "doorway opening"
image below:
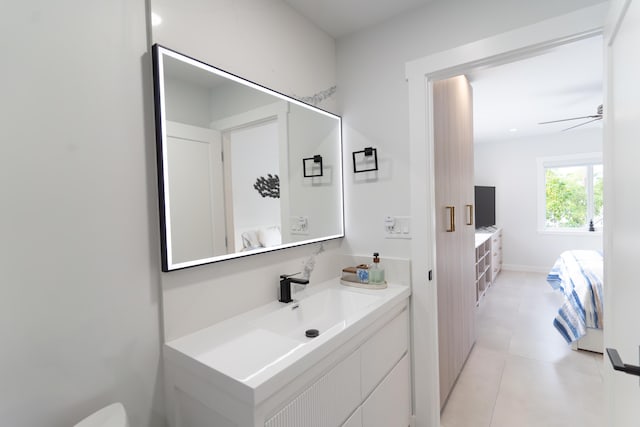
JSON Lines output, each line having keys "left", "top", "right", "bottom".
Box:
{"left": 439, "top": 36, "right": 606, "bottom": 419}
{"left": 406, "top": 6, "right": 605, "bottom": 426}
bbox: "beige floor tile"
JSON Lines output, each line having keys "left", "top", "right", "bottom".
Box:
{"left": 480, "top": 293, "right": 521, "bottom": 312}
{"left": 509, "top": 335, "right": 602, "bottom": 377}
{"left": 475, "top": 323, "right": 512, "bottom": 353}
{"left": 440, "top": 271, "right": 605, "bottom": 427}
{"left": 490, "top": 355, "right": 604, "bottom": 427}
{"left": 440, "top": 346, "right": 506, "bottom": 427}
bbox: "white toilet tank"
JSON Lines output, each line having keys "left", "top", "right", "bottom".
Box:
{"left": 74, "top": 403, "right": 128, "bottom": 427}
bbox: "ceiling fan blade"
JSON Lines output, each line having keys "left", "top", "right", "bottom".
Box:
{"left": 561, "top": 117, "right": 602, "bottom": 131}
{"left": 539, "top": 115, "right": 601, "bottom": 125}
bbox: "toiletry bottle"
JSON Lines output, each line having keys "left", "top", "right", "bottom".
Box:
{"left": 369, "top": 252, "right": 385, "bottom": 284}
{"left": 356, "top": 264, "right": 369, "bottom": 283}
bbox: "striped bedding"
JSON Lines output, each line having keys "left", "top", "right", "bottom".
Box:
{"left": 546, "top": 250, "right": 604, "bottom": 343}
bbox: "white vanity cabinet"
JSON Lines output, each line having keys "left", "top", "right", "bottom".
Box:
{"left": 265, "top": 307, "right": 410, "bottom": 427}
{"left": 163, "top": 282, "right": 411, "bottom": 427}
{"left": 342, "top": 409, "right": 362, "bottom": 427}
{"left": 340, "top": 351, "right": 411, "bottom": 427}
{"left": 264, "top": 349, "right": 361, "bottom": 426}
{"left": 361, "top": 354, "right": 411, "bottom": 427}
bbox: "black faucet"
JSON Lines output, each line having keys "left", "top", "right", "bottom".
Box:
{"left": 279, "top": 273, "right": 309, "bottom": 303}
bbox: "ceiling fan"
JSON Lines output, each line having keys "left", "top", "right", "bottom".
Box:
{"left": 538, "top": 104, "right": 603, "bottom": 131}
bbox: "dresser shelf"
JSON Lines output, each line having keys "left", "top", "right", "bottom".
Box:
{"left": 475, "top": 227, "right": 502, "bottom": 304}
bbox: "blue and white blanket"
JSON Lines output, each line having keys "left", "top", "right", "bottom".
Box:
{"left": 546, "top": 250, "right": 604, "bottom": 343}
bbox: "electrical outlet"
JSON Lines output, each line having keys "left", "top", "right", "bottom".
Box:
{"left": 290, "top": 216, "right": 309, "bottom": 235}
{"left": 384, "top": 216, "right": 411, "bottom": 239}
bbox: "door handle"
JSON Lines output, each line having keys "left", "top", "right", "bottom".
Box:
{"left": 446, "top": 206, "right": 455, "bottom": 232}
{"left": 606, "top": 347, "right": 640, "bottom": 377}
{"left": 466, "top": 204, "right": 473, "bottom": 226}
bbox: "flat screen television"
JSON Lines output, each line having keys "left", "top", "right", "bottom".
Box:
{"left": 474, "top": 186, "right": 495, "bottom": 228}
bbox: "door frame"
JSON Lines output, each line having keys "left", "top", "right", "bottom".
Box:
{"left": 211, "top": 101, "right": 290, "bottom": 250}
{"left": 603, "top": 0, "right": 639, "bottom": 424}
{"left": 165, "top": 121, "right": 225, "bottom": 262}
{"left": 222, "top": 118, "right": 281, "bottom": 252}
{"left": 405, "top": 4, "right": 607, "bottom": 426}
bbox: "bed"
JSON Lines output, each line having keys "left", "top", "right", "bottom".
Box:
{"left": 237, "top": 225, "right": 282, "bottom": 252}
{"left": 546, "top": 250, "right": 604, "bottom": 353}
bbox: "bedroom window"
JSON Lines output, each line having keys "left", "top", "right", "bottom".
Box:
{"left": 537, "top": 154, "right": 603, "bottom": 232}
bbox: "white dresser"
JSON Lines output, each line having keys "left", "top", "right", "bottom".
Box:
{"left": 474, "top": 227, "right": 502, "bottom": 303}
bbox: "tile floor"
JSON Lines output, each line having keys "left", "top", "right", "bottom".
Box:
{"left": 440, "top": 270, "right": 605, "bottom": 427}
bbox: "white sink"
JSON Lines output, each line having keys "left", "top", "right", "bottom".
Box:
{"left": 254, "top": 288, "right": 383, "bottom": 341}
{"left": 163, "top": 279, "right": 410, "bottom": 404}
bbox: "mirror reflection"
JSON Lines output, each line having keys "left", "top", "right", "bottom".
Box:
{"left": 152, "top": 45, "right": 344, "bottom": 271}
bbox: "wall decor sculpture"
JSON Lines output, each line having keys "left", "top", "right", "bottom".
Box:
{"left": 254, "top": 174, "right": 280, "bottom": 198}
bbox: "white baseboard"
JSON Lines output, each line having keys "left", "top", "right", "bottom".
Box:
{"left": 502, "top": 264, "right": 550, "bottom": 273}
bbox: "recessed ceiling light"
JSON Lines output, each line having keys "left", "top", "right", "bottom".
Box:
{"left": 151, "top": 12, "right": 162, "bottom": 26}
{"left": 509, "top": 128, "right": 518, "bottom": 132}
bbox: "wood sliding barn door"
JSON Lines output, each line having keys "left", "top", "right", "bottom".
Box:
{"left": 433, "top": 75, "right": 476, "bottom": 408}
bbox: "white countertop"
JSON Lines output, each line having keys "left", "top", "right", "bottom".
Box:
{"left": 475, "top": 232, "right": 492, "bottom": 247}
{"left": 164, "top": 277, "right": 410, "bottom": 405}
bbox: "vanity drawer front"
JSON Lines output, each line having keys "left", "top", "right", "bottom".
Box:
{"left": 360, "top": 308, "right": 409, "bottom": 398}
{"left": 341, "top": 407, "right": 362, "bottom": 427}
{"left": 265, "top": 349, "right": 361, "bottom": 427}
{"left": 361, "top": 354, "right": 411, "bottom": 427}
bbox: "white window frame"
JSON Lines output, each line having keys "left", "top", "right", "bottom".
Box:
{"left": 537, "top": 153, "right": 603, "bottom": 234}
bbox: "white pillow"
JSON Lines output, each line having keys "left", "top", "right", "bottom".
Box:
{"left": 258, "top": 226, "right": 282, "bottom": 247}
{"left": 241, "top": 230, "right": 262, "bottom": 250}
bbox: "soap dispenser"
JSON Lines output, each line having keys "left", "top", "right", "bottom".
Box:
{"left": 369, "top": 252, "right": 385, "bottom": 284}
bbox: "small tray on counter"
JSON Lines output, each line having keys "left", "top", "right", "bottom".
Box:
{"left": 340, "top": 279, "right": 388, "bottom": 289}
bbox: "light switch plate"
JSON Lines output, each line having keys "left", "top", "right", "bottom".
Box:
{"left": 384, "top": 216, "right": 411, "bottom": 239}
{"left": 290, "top": 216, "right": 309, "bottom": 235}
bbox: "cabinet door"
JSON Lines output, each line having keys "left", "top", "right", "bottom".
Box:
{"left": 433, "top": 76, "right": 460, "bottom": 404}
{"left": 361, "top": 309, "right": 408, "bottom": 398}
{"left": 433, "top": 75, "right": 476, "bottom": 407}
{"left": 459, "top": 80, "right": 476, "bottom": 357}
{"left": 361, "top": 354, "right": 411, "bottom": 427}
{"left": 265, "top": 350, "right": 361, "bottom": 427}
{"left": 341, "top": 408, "right": 362, "bottom": 427}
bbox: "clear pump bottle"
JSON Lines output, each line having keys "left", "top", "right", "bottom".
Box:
{"left": 369, "top": 252, "right": 385, "bottom": 284}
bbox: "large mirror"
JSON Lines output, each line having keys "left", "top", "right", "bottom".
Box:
{"left": 152, "top": 45, "right": 344, "bottom": 271}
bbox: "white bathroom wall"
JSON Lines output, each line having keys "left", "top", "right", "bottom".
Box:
{"left": 164, "top": 78, "right": 212, "bottom": 127}
{"left": 209, "top": 84, "right": 278, "bottom": 123}
{"left": 0, "top": 1, "right": 163, "bottom": 427}
{"left": 474, "top": 127, "right": 603, "bottom": 271}
{"left": 150, "top": 0, "right": 343, "bottom": 340}
{"left": 154, "top": 0, "right": 607, "bottom": 340}
{"left": 152, "top": 0, "right": 337, "bottom": 113}
{"left": 1, "top": 2, "right": 611, "bottom": 426}
{"left": 229, "top": 120, "right": 281, "bottom": 248}
{"left": 288, "top": 105, "right": 343, "bottom": 242}
{"left": 336, "top": 0, "right": 606, "bottom": 259}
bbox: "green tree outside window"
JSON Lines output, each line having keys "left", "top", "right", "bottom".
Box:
{"left": 545, "top": 164, "right": 603, "bottom": 229}
{"left": 545, "top": 167, "right": 586, "bottom": 227}
{"left": 593, "top": 165, "right": 603, "bottom": 226}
